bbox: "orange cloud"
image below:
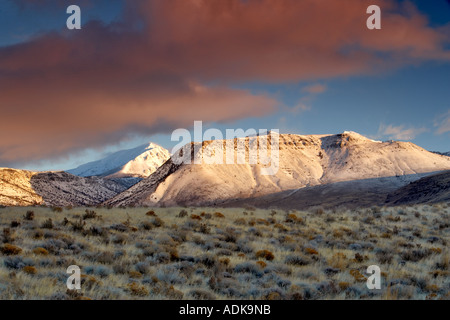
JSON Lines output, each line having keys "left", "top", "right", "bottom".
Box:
{"left": 302, "top": 84, "right": 327, "bottom": 95}
{"left": 0, "top": 0, "right": 449, "bottom": 164}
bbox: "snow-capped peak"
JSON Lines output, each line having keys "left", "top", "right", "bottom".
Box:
{"left": 68, "top": 142, "right": 170, "bottom": 178}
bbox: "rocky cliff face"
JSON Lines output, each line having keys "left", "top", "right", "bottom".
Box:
{"left": 0, "top": 168, "right": 128, "bottom": 206}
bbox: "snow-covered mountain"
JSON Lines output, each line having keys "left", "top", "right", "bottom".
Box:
{"left": 68, "top": 143, "right": 170, "bottom": 179}
{"left": 105, "top": 132, "right": 450, "bottom": 207}
{"left": 0, "top": 168, "right": 128, "bottom": 206}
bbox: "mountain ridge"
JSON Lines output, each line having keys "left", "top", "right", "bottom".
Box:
{"left": 105, "top": 132, "right": 450, "bottom": 207}
{"left": 0, "top": 168, "right": 128, "bottom": 206}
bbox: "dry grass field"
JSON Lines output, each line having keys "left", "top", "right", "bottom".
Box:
{"left": 0, "top": 204, "right": 448, "bottom": 300}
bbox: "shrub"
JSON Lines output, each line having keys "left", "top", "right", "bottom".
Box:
{"left": 51, "top": 207, "right": 63, "bottom": 213}
{"left": 2, "top": 228, "right": 14, "bottom": 243}
{"left": 71, "top": 218, "right": 86, "bottom": 232}
{"left": 24, "top": 210, "right": 35, "bottom": 221}
{"left": 178, "top": 210, "right": 188, "bottom": 218}
{"left": 430, "top": 247, "right": 442, "bottom": 254}
{"left": 112, "top": 262, "right": 130, "bottom": 275}
{"left": 214, "top": 212, "right": 225, "bottom": 218}
{"left": 94, "top": 266, "right": 111, "bottom": 278}
{"left": 110, "top": 223, "right": 127, "bottom": 232}
{"left": 90, "top": 226, "right": 107, "bottom": 237}
{"left": 23, "top": 266, "right": 37, "bottom": 275}
{"left": 315, "top": 208, "right": 325, "bottom": 215}
{"left": 41, "top": 218, "right": 53, "bottom": 229}
{"left": 274, "top": 223, "right": 288, "bottom": 232}
{"left": 338, "top": 282, "right": 351, "bottom": 290}
{"left": 127, "top": 282, "right": 149, "bottom": 296}
{"left": 42, "top": 239, "right": 68, "bottom": 254}
{"left": 255, "top": 250, "right": 275, "bottom": 261}
{"left": 329, "top": 252, "right": 348, "bottom": 269}
{"left": 129, "top": 271, "right": 142, "bottom": 279}
{"left": 80, "top": 274, "right": 100, "bottom": 290}
{"left": 135, "top": 262, "right": 150, "bottom": 275}
{"left": 353, "top": 253, "right": 365, "bottom": 263}
{"left": 188, "top": 289, "right": 216, "bottom": 300}
{"left": 1, "top": 244, "right": 22, "bottom": 255}
{"left": 400, "top": 249, "right": 432, "bottom": 262}
{"left": 234, "top": 262, "right": 262, "bottom": 275}
{"left": 223, "top": 228, "right": 238, "bottom": 243}
{"left": 202, "top": 213, "right": 212, "bottom": 219}
{"left": 285, "top": 255, "right": 311, "bottom": 266}
{"left": 33, "top": 247, "right": 49, "bottom": 256}
{"left": 190, "top": 214, "right": 202, "bottom": 221}
{"left": 256, "top": 219, "right": 270, "bottom": 226}
{"left": 95, "top": 251, "right": 115, "bottom": 264}
{"left": 139, "top": 221, "right": 153, "bottom": 231}
{"left": 145, "top": 210, "right": 157, "bottom": 216}
{"left": 376, "top": 250, "right": 393, "bottom": 264}
{"left": 285, "top": 214, "right": 304, "bottom": 224}
{"left": 112, "top": 234, "right": 127, "bottom": 245}
{"left": 32, "top": 230, "right": 44, "bottom": 239}
{"left": 82, "top": 209, "right": 97, "bottom": 220}
{"left": 151, "top": 217, "right": 165, "bottom": 228}
{"left": 10, "top": 220, "right": 21, "bottom": 228}
{"left": 264, "top": 291, "right": 283, "bottom": 300}
{"left": 305, "top": 247, "right": 318, "bottom": 255}
{"left": 4, "top": 256, "right": 34, "bottom": 269}
{"left": 349, "top": 269, "right": 367, "bottom": 282}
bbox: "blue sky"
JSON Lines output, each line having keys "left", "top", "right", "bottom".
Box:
{"left": 0, "top": 0, "right": 449, "bottom": 171}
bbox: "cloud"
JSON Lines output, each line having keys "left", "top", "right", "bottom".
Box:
{"left": 1, "top": 0, "right": 450, "bottom": 164}
{"left": 377, "top": 124, "right": 427, "bottom": 141}
{"left": 435, "top": 110, "right": 450, "bottom": 134}
{"left": 287, "top": 83, "right": 327, "bottom": 114}
{"left": 302, "top": 84, "right": 327, "bottom": 95}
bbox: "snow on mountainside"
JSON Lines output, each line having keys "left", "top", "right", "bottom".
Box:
{"left": 68, "top": 143, "right": 170, "bottom": 179}
{"left": 0, "top": 168, "right": 128, "bottom": 206}
{"left": 432, "top": 151, "right": 450, "bottom": 157}
{"left": 105, "top": 132, "right": 450, "bottom": 207}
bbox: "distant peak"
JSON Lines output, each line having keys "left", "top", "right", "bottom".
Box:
{"left": 341, "top": 131, "right": 366, "bottom": 138}
{"left": 144, "top": 142, "right": 166, "bottom": 150}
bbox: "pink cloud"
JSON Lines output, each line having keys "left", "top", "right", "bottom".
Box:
{"left": 1, "top": 0, "right": 449, "bottom": 164}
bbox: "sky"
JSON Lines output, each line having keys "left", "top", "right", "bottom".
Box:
{"left": 0, "top": 0, "right": 449, "bottom": 171}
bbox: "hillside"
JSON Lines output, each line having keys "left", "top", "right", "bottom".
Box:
{"left": 385, "top": 170, "right": 450, "bottom": 205}
{"left": 0, "top": 168, "right": 127, "bottom": 206}
{"left": 68, "top": 143, "right": 170, "bottom": 179}
{"left": 105, "top": 132, "right": 450, "bottom": 207}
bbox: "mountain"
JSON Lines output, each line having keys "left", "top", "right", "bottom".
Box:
{"left": 105, "top": 131, "right": 450, "bottom": 207}
{"left": 0, "top": 168, "right": 128, "bottom": 206}
{"left": 385, "top": 170, "right": 450, "bottom": 205}
{"left": 432, "top": 151, "right": 450, "bottom": 157}
{"left": 68, "top": 143, "right": 170, "bottom": 179}
{"left": 223, "top": 174, "right": 439, "bottom": 210}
